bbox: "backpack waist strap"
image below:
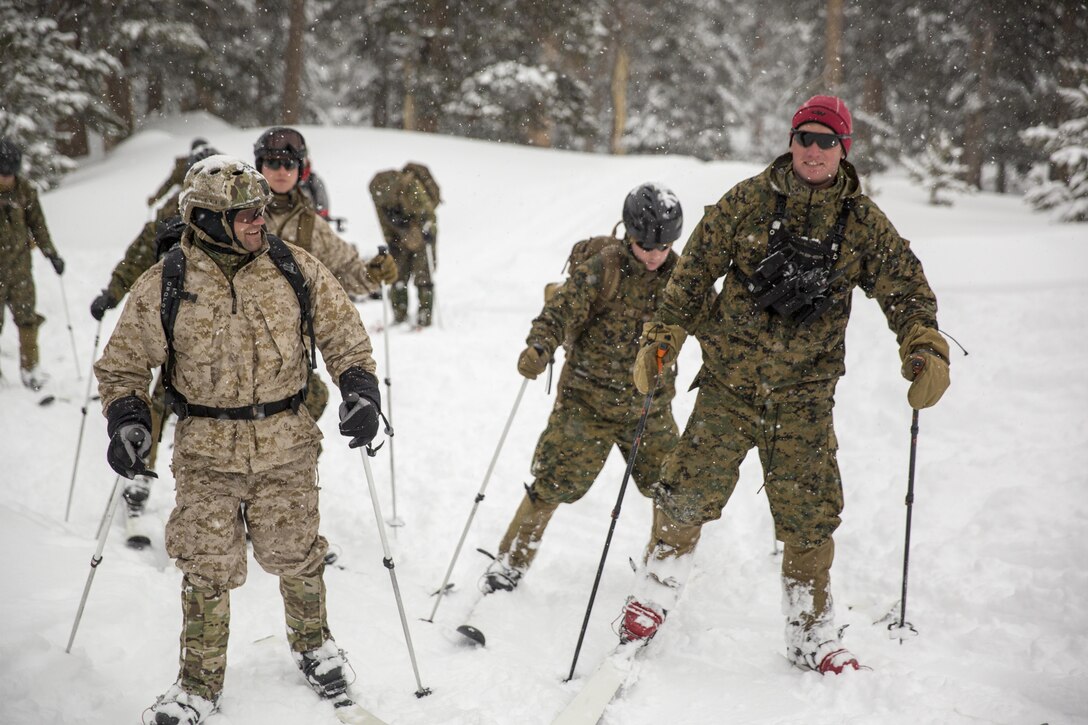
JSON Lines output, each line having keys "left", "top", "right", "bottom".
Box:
{"left": 174, "top": 389, "right": 305, "bottom": 421}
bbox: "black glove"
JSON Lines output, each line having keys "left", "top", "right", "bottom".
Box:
{"left": 49, "top": 255, "right": 65, "bottom": 275}
{"left": 338, "top": 367, "right": 381, "bottom": 449}
{"left": 105, "top": 395, "right": 158, "bottom": 480}
{"left": 90, "top": 291, "right": 116, "bottom": 321}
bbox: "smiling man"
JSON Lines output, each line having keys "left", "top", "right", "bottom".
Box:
{"left": 615, "top": 96, "right": 951, "bottom": 674}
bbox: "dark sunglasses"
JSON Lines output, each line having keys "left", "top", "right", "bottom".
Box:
{"left": 263, "top": 157, "right": 299, "bottom": 171}
{"left": 235, "top": 206, "right": 265, "bottom": 224}
{"left": 791, "top": 130, "right": 847, "bottom": 150}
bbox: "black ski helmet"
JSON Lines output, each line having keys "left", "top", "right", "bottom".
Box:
{"left": 622, "top": 182, "right": 683, "bottom": 250}
{"left": 0, "top": 138, "right": 22, "bottom": 176}
{"left": 187, "top": 143, "right": 221, "bottom": 170}
{"left": 253, "top": 127, "right": 308, "bottom": 170}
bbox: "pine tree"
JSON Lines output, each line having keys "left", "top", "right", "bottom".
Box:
{"left": 1021, "top": 61, "right": 1088, "bottom": 223}
{"left": 0, "top": 3, "right": 120, "bottom": 187}
{"left": 902, "top": 130, "right": 972, "bottom": 206}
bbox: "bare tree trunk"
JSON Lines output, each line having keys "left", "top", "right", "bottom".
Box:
{"left": 962, "top": 17, "right": 994, "bottom": 189}
{"left": 146, "top": 71, "right": 163, "bottom": 115}
{"left": 282, "top": 0, "right": 306, "bottom": 124}
{"left": 609, "top": 3, "right": 629, "bottom": 156}
{"left": 403, "top": 62, "right": 417, "bottom": 131}
{"left": 105, "top": 48, "right": 134, "bottom": 149}
{"left": 823, "top": 0, "right": 844, "bottom": 91}
{"left": 55, "top": 117, "right": 89, "bottom": 158}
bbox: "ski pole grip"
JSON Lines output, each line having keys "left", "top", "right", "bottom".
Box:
{"left": 655, "top": 343, "right": 668, "bottom": 374}
{"left": 378, "top": 244, "right": 388, "bottom": 256}
{"left": 909, "top": 354, "right": 926, "bottom": 376}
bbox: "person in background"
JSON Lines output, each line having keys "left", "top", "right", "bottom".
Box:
{"left": 0, "top": 137, "right": 65, "bottom": 391}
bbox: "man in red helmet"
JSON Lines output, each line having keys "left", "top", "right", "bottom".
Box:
{"left": 615, "top": 95, "right": 951, "bottom": 674}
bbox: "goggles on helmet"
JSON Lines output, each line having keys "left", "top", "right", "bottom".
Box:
{"left": 258, "top": 128, "right": 306, "bottom": 159}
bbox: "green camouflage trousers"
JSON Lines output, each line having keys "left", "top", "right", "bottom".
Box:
{"left": 498, "top": 386, "right": 677, "bottom": 572}
{"left": 653, "top": 379, "right": 843, "bottom": 550}
{"left": 0, "top": 255, "right": 44, "bottom": 370}
{"left": 529, "top": 387, "right": 678, "bottom": 506}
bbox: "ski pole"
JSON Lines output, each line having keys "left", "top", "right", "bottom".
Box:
{"left": 56, "top": 274, "right": 82, "bottom": 378}
{"left": 65, "top": 319, "right": 104, "bottom": 522}
{"left": 889, "top": 407, "right": 921, "bottom": 643}
{"left": 377, "top": 246, "right": 402, "bottom": 528}
{"left": 424, "top": 243, "right": 442, "bottom": 329}
{"left": 425, "top": 377, "right": 530, "bottom": 623}
{"left": 66, "top": 475, "right": 124, "bottom": 653}
{"left": 358, "top": 446, "right": 431, "bottom": 698}
{"left": 565, "top": 345, "right": 667, "bottom": 682}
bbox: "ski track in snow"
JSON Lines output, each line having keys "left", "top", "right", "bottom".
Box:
{"left": 1, "top": 114, "right": 1086, "bottom": 724}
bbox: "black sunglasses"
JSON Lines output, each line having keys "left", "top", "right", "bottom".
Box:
{"left": 791, "top": 130, "right": 847, "bottom": 150}
{"left": 264, "top": 157, "right": 299, "bottom": 171}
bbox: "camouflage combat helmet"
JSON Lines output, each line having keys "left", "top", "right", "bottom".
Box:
{"left": 180, "top": 155, "right": 270, "bottom": 224}
{"left": 0, "top": 138, "right": 22, "bottom": 176}
{"left": 622, "top": 182, "right": 683, "bottom": 250}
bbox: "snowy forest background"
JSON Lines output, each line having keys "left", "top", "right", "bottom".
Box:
{"left": 2, "top": 1, "right": 1088, "bottom": 221}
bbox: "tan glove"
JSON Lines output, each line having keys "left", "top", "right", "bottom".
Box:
{"left": 517, "top": 343, "right": 549, "bottom": 380}
{"left": 899, "top": 323, "right": 950, "bottom": 409}
{"left": 632, "top": 322, "right": 686, "bottom": 394}
{"left": 366, "top": 253, "right": 399, "bottom": 285}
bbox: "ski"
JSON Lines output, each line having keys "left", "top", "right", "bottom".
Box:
{"left": 552, "top": 642, "right": 644, "bottom": 725}
{"left": 329, "top": 691, "right": 389, "bottom": 725}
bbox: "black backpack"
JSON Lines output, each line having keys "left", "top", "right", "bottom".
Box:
{"left": 159, "top": 235, "right": 317, "bottom": 412}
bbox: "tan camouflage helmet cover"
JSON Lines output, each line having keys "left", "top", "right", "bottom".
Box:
{"left": 180, "top": 154, "right": 271, "bottom": 224}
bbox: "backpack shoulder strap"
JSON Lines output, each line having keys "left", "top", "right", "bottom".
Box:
{"left": 266, "top": 235, "right": 316, "bottom": 371}
{"left": 159, "top": 246, "right": 189, "bottom": 410}
{"left": 295, "top": 206, "right": 316, "bottom": 250}
{"left": 595, "top": 242, "right": 625, "bottom": 304}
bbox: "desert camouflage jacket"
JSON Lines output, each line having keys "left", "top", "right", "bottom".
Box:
{"left": 265, "top": 189, "right": 378, "bottom": 297}
{"left": 95, "top": 232, "right": 376, "bottom": 472}
{"left": 530, "top": 242, "right": 678, "bottom": 410}
{"left": 659, "top": 153, "right": 939, "bottom": 402}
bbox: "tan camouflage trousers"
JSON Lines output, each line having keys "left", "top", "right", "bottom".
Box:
{"left": 0, "top": 255, "right": 44, "bottom": 370}
{"left": 498, "top": 386, "right": 678, "bottom": 571}
{"left": 167, "top": 450, "right": 332, "bottom": 700}
{"left": 647, "top": 378, "right": 843, "bottom": 621}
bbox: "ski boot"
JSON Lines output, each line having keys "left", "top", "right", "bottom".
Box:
{"left": 294, "top": 638, "right": 354, "bottom": 699}
{"left": 144, "top": 682, "right": 218, "bottom": 725}
{"left": 20, "top": 366, "right": 49, "bottom": 391}
{"left": 787, "top": 636, "right": 862, "bottom": 674}
{"left": 617, "top": 597, "right": 665, "bottom": 644}
{"left": 479, "top": 554, "right": 523, "bottom": 594}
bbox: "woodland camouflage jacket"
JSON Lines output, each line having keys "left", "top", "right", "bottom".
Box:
{"left": 0, "top": 177, "right": 58, "bottom": 262}
{"left": 658, "top": 154, "right": 939, "bottom": 402}
{"left": 530, "top": 242, "right": 679, "bottom": 411}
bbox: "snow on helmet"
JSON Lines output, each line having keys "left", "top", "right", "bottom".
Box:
{"left": 0, "top": 138, "right": 23, "bottom": 176}
{"left": 180, "top": 155, "right": 270, "bottom": 224}
{"left": 622, "top": 182, "right": 683, "bottom": 250}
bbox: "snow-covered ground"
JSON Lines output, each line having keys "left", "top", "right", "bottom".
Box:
{"left": 1, "top": 115, "right": 1086, "bottom": 725}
